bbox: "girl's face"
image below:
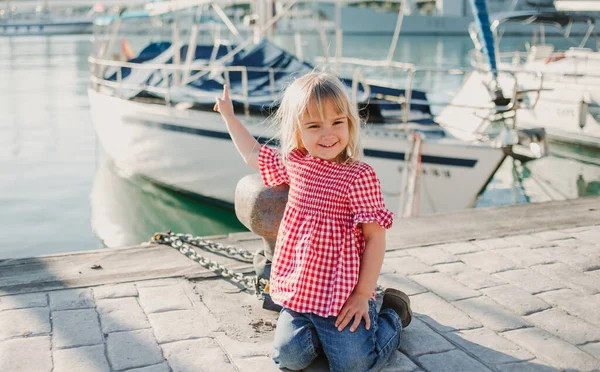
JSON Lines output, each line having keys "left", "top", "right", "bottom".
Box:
{"left": 298, "top": 99, "right": 350, "bottom": 162}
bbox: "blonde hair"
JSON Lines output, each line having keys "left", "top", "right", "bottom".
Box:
{"left": 273, "top": 72, "right": 362, "bottom": 163}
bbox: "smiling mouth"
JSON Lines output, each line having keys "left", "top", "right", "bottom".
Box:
{"left": 319, "top": 142, "right": 338, "bottom": 148}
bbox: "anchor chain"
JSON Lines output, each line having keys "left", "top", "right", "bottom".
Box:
{"left": 152, "top": 231, "right": 267, "bottom": 294}
{"left": 152, "top": 231, "right": 385, "bottom": 297}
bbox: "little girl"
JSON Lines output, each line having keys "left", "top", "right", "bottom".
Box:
{"left": 214, "top": 72, "right": 412, "bottom": 372}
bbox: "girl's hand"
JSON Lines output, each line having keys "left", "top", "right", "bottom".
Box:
{"left": 335, "top": 291, "right": 371, "bottom": 332}
{"left": 213, "top": 85, "right": 235, "bottom": 119}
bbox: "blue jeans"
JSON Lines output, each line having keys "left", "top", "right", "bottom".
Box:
{"left": 272, "top": 300, "right": 402, "bottom": 372}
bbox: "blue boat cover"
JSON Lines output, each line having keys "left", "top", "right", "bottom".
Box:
{"left": 124, "top": 39, "right": 434, "bottom": 123}
{"left": 106, "top": 42, "right": 237, "bottom": 81}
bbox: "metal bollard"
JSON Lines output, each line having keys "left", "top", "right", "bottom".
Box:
{"left": 235, "top": 174, "right": 288, "bottom": 311}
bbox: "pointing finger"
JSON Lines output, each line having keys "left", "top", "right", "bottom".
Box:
{"left": 223, "top": 84, "right": 229, "bottom": 99}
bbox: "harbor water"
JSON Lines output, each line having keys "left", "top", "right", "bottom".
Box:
{"left": 1, "top": 33, "right": 599, "bottom": 260}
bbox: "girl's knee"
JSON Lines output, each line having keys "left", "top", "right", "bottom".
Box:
{"left": 272, "top": 340, "right": 318, "bottom": 371}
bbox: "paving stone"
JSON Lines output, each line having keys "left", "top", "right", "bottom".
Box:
{"left": 53, "top": 309, "right": 103, "bottom": 348}
{"left": 551, "top": 238, "right": 582, "bottom": 248}
{"left": 532, "top": 263, "right": 600, "bottom": 295}
{"left": 379, "top": 351, "right": 420, "bottom": 372}
{"left": 409, "top": 272, "right": 480, "bottom": 302}
{"left": 378, "top": 273, "right": 428, "bottom": 296}
{"left": 436, "top": 242, "right": 483, "bottom": 255}
{"left": 127, "top": 362, "right": 171, "bottom": 372}
{"left": 214, "top": 332, "right": 272, "bottom": 360}
{"left": 161, "top": 338, "right": 236, "bottom": 372}
{"left": 502, "top": 327, "right": 600, "bottom": 371}
{"left": 580, "top": 342, "right": 600, "bottom": 359}
{"left": 411, "top": 292, "right": 481, "bottom": 332}
{"left": 381, "top": 260, "right": 400, "bottom": 274}
{"left": 493, "top": 269, "right": 564, "bottom": 295}
{"left": 96, "top": 297, "right": 151, "bottom": 333}
{"left": 525, "top": 308, "right": 600, "bottom": 345}
{"left": 494, "top": 247, "right": 556, "bottom": 267}
{"left": 481, "top": 285, "right": 551, "bottom": 316}
{"left": 148, "top": 309, "right": 219, "bottom": 343}
{"left": 0, "top": 336, "right": 51, "bottom": 372}
{"left": 93, "top": 283, "right": 138, "bottom": 299}
{"left": 438, "top": 241, "right": 482, "bottom": 255}
{"left": 435, "top": 262, "right": 506, "bottom": 290}
{"left": 49, "top": 289, "right": 95, "bottom": 311}
{"left": 53, "top": 344, "right": 110, "bottom": 372}
{"left": 398, "top": 318, "right": 455, "bottom": 357}
{"left": 385, "top": 256, "right": 437, "bottom": 276}
{"left": 106, "top": 329, "right": 164, "bottom": 370}
{"left": 405, "top": 247, "right": 460, "bottom": 266}
{"left": 472, "top": 238, "right": 517, "bottom": 250}
{"left": 501, "top": 235, "right": 553, "bottom": 249}
{"left": 453, "top": 296, "right": 530, "bottom": 332}
{"left": 532, "top": 230, "right": 569, "bottom": 241}
{"left": 0, "top": 293, "right": 47, "bottom": 311}
{"left": 458, "top": 251, "right": 517, "bottom": 273}
{"left": 445, "top": 328, "right": 534, "bottom": 364}
{"left": 546, "top": 248, "right": 600, "bottom": 271}
{"left": 572, "top": 229, "right": 600, "bottom": 245}
{"left": 453, "top": 269, "right": 506, "bottom": 290}
{"left": 138, "top": 285, "right": 193, "bottom": 314}
{"left": 416, "top": 349, "right": 492, "bottom": 372}
{"left": 496, "top": 359, "right": 559, "bottom": 372}
{"left": 0, "top": 307, "right": 51, "bottom": 340}
{"left": 434, "top": 262, "right": 470, "bottom": 276}
{"left": 576, "top": 245, "right": 600, "bottom": 259}
{"left": 537, "top": 290, "right": 600, "bottom": 327}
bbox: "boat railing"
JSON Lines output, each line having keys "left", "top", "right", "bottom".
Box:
{"left": 88, "top": 55, "right": 311, "bottom": 115}
{"left": 470, "top": 48, "right": 600, "bottom": 84}
{"left": 315, "top": 56, "right": 523, "bottom": 125}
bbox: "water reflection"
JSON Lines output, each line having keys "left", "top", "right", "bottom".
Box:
{"left": 91, "top": 157, "right": 246, "bottom": 248}
{"left": 477, "top": 151, "right": 600, "bottom": 208}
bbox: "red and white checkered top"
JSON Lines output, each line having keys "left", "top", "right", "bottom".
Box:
{"left": 258, "top": 145, "right": 394, "bottom": 317}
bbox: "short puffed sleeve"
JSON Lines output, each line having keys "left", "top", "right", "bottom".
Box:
{"left": 349, "top": 165, "right": 394, "bottom": 235}
{"left": 258, "top": 145, "right": 290, "bottom": 186}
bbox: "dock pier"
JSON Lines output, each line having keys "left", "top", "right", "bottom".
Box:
{"left": 1, "top": 197, "right": 600, "bottom": 371}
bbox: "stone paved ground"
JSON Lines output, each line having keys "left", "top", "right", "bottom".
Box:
{"left": 1, "top": 225, "right": 599, "bottom": 371}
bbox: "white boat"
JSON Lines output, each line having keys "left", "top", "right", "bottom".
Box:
{"left": 87, "top": 1, "right": 546, "bottom": 216}
{"left": 438, "top": 11, "right": 600, "bottom": 149}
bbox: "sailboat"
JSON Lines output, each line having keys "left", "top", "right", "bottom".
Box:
{"left": 439, "top": 9, "right": 600, "bottom": 149}
{"left": 87, "top": 0, "right": 546, "bottom": 216}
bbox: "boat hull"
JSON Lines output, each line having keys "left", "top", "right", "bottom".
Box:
{"left": 88, "top": 88, "right": 507, "bottom": 215}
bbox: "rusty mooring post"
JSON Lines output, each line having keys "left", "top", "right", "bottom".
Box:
{"left": 235, "top": 174, "right": 288, "bottom": 310}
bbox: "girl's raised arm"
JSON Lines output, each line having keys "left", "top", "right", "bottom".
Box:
{"left": 214, "top": 85, "right": 260, "bottom": 169}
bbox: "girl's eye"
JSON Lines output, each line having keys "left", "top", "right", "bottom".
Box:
{"left": 333, "top": 121, "right": 344, "bottom": 125}
{"left": 308, "top": 125, "right": 319, "bottom": 129}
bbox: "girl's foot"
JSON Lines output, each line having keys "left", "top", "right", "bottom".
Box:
{"left": 381, "top": 288, "right": 412, "bottom": 328}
